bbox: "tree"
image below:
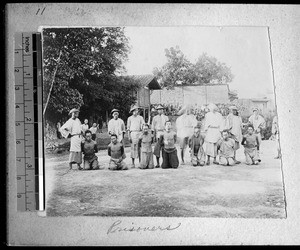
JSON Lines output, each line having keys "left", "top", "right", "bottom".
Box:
{"left": 43, "top": 27, "right": 132, "bottom": 122}
{"left": 193, "top": 53, "right": 234, "bottom": 84}
{"left": 153, "top": 47, "right": 234, "bottom": 89}
{"left": 153, "top": 46, "right": 197, "bottom": 89}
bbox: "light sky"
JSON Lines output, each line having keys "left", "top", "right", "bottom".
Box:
{"left": 123, "top": 26, "right": 275, "bottom": 99}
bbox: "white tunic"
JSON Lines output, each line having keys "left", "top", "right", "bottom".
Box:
{"left": 81, "top": 124, "right": 89, "bottom": 133}
{"left": 151, "top": 114, "right": 169, "bottom": 139}
{"left": 108, "top": 118, "right": 126, "bottom": 142}
{"left": 127, "top": 115, "right": 144, "bottom": 143}
{"left": 204, "top": 111, "right": 223, "bottom": 143}
{"left": 60, "top": 118, "right": 83, "bottom": 152}
{"left": 176, "top": 114, "right": 197, "bottom": 138}
{"left": 248, "top": 114, "right": 265, "bottom": 132}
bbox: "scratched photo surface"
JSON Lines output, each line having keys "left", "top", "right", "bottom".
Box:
{"left": 42, "top": 26, "right": 286, "bottom": 218}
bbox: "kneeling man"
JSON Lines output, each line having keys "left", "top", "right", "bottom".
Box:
{"left": 81, "top": 130, "right": 99, "bottom": 170}
{"left": 188, "top": 123, "right": 206, "bottom": 166}
{"left": 217, "top": 130, "right": 236, "bottom": 166}
{"left": 108, "top": 134, "right": 128, "bottom": 170}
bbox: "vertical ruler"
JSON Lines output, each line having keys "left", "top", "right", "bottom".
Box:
{"left": 14, "top": 33, "right": 44, "bottom": 211}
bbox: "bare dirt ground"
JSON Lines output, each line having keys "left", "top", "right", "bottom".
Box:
{"left": 45, "top": 139, "right": 286, "bottom": 218}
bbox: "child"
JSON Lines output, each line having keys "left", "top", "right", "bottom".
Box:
{"left": 81, "top": 130, "right": 99, "bottom": 170}
{"left": 188, "top": 123, "right": 206, "bottom": 166}
{"left": 159, "top": 121, "right": 179, "bottom": 169}
{"left": 241, "top": 125, "right": 260, "bottom": 165}
{"left": 107, "top": 134, "right": 128, "bottom": 170}
{"left": 90, "top": 122, "right": 97, "bottom": 141}
{"left": 216, "top": 130, "right": 236, "bottom": 166}
{"left": 138, "top": 123, "right": 154, "bottom": 169}
{"left": 81, "top": 119, "right": 89, "bottom": 133}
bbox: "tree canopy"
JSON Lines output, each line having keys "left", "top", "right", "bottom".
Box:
{"left": 43, "top": 27, "right": 139, "bottom": 123}
{"left": 153, "top": 46, "right": 234, "bottom": 89}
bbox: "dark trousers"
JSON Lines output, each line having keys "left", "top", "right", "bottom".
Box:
{"left": 161, "top": 149, "right": 179, "bottom": 169}
{"left": 92, "top": 134, "right": 96, "bottom": 141}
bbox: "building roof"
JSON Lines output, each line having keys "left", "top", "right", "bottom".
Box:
{"left": 129, "top": 74, "right": 161, "bottom": 90}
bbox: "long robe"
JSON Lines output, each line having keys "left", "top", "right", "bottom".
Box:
{"left": 60, "top": 117, "right": 83, "bottom": 164}
{"left": 204, "top": 111, "right": 223, "bottom": 157}
{"left": 60, "top": 118, "right": 83, "bottom": 152}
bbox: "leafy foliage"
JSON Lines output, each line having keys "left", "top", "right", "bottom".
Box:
{"left": 153, "top": 46, "right": 234, "bottom": 89}
{"left": 43, "top": 27, "right": 137, "bottom": 123}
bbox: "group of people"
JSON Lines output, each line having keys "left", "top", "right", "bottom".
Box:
{"left": 59, "top": 102, "right": 280, "bottom": 171}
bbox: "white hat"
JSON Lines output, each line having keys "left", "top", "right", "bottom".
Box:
{"left": 130, "top": 105, "right": 140, "bottom": 113}
{"left": 69, "top": 108, "right": 79, "bottom": 115}
{"left": 111, "top": 108, "right": 120, "bottom": 114}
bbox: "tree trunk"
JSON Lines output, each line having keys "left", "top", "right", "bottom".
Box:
{"left": 43, "top": 50, "right": 63, "bottom": 116}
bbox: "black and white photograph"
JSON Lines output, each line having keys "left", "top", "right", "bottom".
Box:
{"left": 42, "top": 26, "right": 286, "bottom": 218}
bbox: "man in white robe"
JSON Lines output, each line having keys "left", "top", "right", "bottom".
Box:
{"left": 204, "top": 103, "right": 223, "bottom": 165}
{"left": 107, "top": 109, "right": 126, "bottom": 143}
{"left": 60, "top": 108, "right": 83, "bottom": 170}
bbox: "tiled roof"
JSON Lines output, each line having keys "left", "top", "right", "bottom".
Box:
{"left": 129, "top": 74, "right": 161, "bottom": 90}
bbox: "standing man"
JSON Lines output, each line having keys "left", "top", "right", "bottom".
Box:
{"left": 226, "top": 106, "right": 243, "bottom": 164}
{"left": 151, "top": 104, "right": 169, "bottom": 168}
{"left": 176, "top": 105, "right": 198, "bottom": 165}
{"left": 107, "top": 108, "right": 126, "bottom": 143}
{"left": 204, "top": 103, "right": 223, "bottom": 165}
{"left": 248, "top": 107, "right": 265, "bottom": 161}
{"left": 127, "top": 105, "right": 144, "bottom": 168}
{"left": 60, "top": 108, "right": 83, "bottom": 170}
